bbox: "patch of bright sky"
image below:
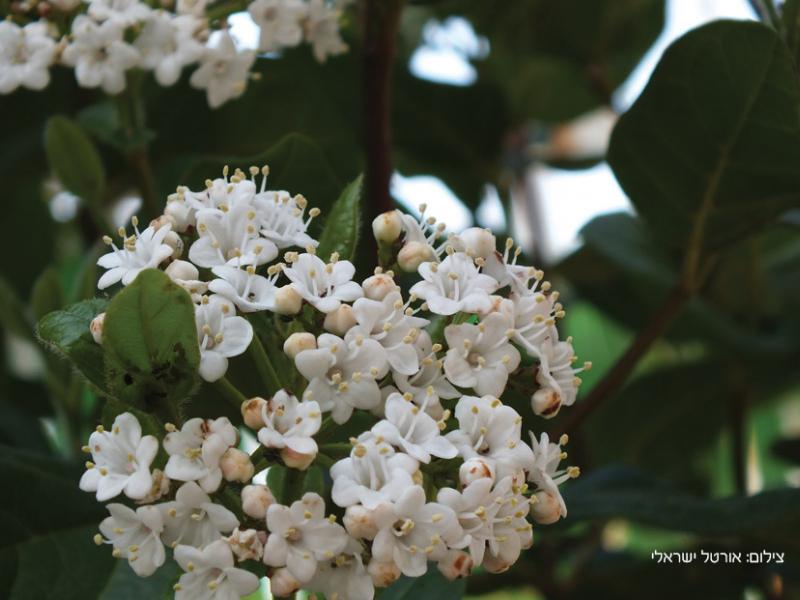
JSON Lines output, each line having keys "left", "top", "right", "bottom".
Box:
{"left": 399, "top": 0, "right": 757, "bottom": 260}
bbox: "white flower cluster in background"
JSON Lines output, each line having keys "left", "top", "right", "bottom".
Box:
{"left": 0, "top": 0, "right": 352, "bottom": 107}
{"left": 83, "top": 165, "right": 590, "bottom": 598}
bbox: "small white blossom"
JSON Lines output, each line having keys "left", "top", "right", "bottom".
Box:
{"left": 308, "top": 540, "right": 375, "bottom": 600}
{"left": 296, "top": 332, "right": 388, "bottom": 423}
{"left": 62, "top": 16, "right": 140, "bottom": 95}
{"left": 305, "top": 0, "right": 348, "bottom": 63}
{"left": 208, "top": 264, "right": 280, "bottom": 312}
{"left": 410, "top": 252, "right": 498, "bottom": 316}
{"left": 536, "top": 338, "right": 589, "bottom": 410}
{"left": 248, "top": 0, "right": 307, "bottom": 52}
{"left": 330, "top": 434, "right": 418, "bottom": 510}
{"left": 159, "top": 481, "right": 239, "bottom": 549}
{"left": 263, "top": 492, "right": 350, "bottom": 583}
{"left": 87, "top": 0, "right": 152, "bottom": 25}
{"left": 195, "top": 295, "right": 253, "bottom": 382}
{"left": 284, "top": 252, "right": 363, "bottom": 314}
{"left": 527, "top": 432, "right": 578, "bottom": 523}
{"left": 174, "top": 539, "right": 260, "bottom": 599}
{"left": 79, "top": 412, "right": 158, "bottom": 501}
{"left": 257, "top": 190, "right": 320, "bottom": 249}
{"left": 190, "top": 32, "right": 256, "bottom": 108}
{"left": 97, "top": 220, "right": 173, "bottom": 289}
{"left": 163, "top": 417, "right": 238, "bottom": 492}
{"left": 371, "top": 392, "right": 456, "bottom": 463}
{"left": 98, "top": 504, "right": 165, "bottom": 576}
{"left": 190, "top": 204, "right": 279, "bottom": 268}
{"left": 443, "top": 312, "right": 520, "bottom": 397}
{"left": 257, "top": 389, "right": 321, "bottom": 456}
{"left": 135, "top": 13, "right": 204, "bottom": 86}
{"left": 0, "top": 21, "right": 56, "bottom": 94}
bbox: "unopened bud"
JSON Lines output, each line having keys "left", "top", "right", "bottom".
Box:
{"left": 242, "top": 484, "right": 274, "bottom": 519}
{"left": 220, "top": 448, "right": 254, "bottom": 483}
{"left": 482, "top": 552, "right": 514, "bottom": 574}
{"left": 273, "top": 285, "right": 303, "bottom": 315}
{"left": 397, "top": 241, "right": 434, "bottom": 272}
{"left": 323, "top": 304, "right": 357, "bottom": 336}
{"left": 530, "top": 490, "right": 564, "bottom": 524}
{"left": 372, "top": 210, "right": 403, "bottom": 244}
{"left": 163, "top": 231, "right": 184, "bottom": 259}
{"left": 362, "top": 273, "right": 400, "bottom": 301}
{"left": 531, "top": 387, "right": 562, "bottom": 419}
{"left": 90, "top": 313, "right": 105, "bottom": 345}
{"left": 226, "top": 527, "right": 264, "bottom": 562}
{"left": 368, "top": 559, "right": 401, "bottom": 588}
{"left": 164, "top": 201, "right": 192, "bottom": 233}
{"left": 437, "top": 549, "right": 473, "bottom": 580}
{"left": 344, "top": 505, "right": 379, "bottom": 540}
{"left": 459, "top": 457, "right": 495, "bottom": 487}
{"left": 283, "top": 332, "right": 316, "bottom": 359}
{"left": 268, "top": 567, "right": 301, "bottom": 596}
{"left": 456, "top": 227, "right": 496, "bottom": 259}
{"left": 280, "top": 446, "right": 316, "bottom": 470}
{"left": 149, "top": 214, "right": 173, "bottom": 231}
{"left": 241, "top": 397, "right": 267, "bottom": 429}
{"left": 165, "top": 259, "right": 199, "bottom": 283}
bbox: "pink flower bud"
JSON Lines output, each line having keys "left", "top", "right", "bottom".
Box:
{"left": 362, "top": 273, "right": 400, "bottom": 301}
{"left": 90, "top": 313, "right": 105, "bottom": 345}
{"left": 397, "top": 241, "right": 434, "bottom": 272}
{"left": 368, "top": 559, "right": 401, "bottom": 588}
{"left": 241, "top": 397, "right": 267, "bottom": 430}
{"left": 226, "top": 527, "right": 264, "bottom": 562}
{"left": 344, "top": 505, "right": 378, "bottom": 540}
{"left": 242, "top": 484, "right": 275, "bottom": 519}
{"left": 280, "top": 446, "right": 316, "bottom": 471}
{"left": 273, "top": 285, "right": 303, "bottom": 315}
{"left": 220, "top": 448, "right": 254, "bottom": 483}
{"left": 459, "top": 457, "right": 495, "bottom": 487}
{"left": 437, "top": 549, "right": 473, "bottom": 580}
{"left": 268, "top": 566, "right": 301, "bottom": 596}
{"left": 372, "top": 210, "right": 403, "bottom": 244}
{"left": 323, "top": 304, "right": 357, "bottom": 336}
{"left": 283, "top": 332, "right": 316, "bottom": 359}
{"left": 457, "top": 227, "right": 496, "bottom": 259}
{"left": 531, "top": 387, "right": 562, "bottom": 419}
{"left": 530, "top": 490, "right": 563, "bottom": 525}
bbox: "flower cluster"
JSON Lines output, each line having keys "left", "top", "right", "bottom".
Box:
{"left": 82, "top": 165, "right": 589, "bottom": 598}
{"left": 1, "top": 0, "right": 352, "bottom": 107}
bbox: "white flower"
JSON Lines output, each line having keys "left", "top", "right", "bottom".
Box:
{"left": 87, "top": 0, "right": 152, "bottom": 25}
{"left": 165, "top": 259, "right": 209, "bottom": 302}
{"left": 263, "top": 492, "right": 350, "bottom": 583}
{"left": 371, "top": 485, "right": 464, "bottom": 577}
{"left": 446, "top": 395, "right": 534, "bottom": 481}
{"left": 79, "top": 413, "right": 158, "bottom": 501}
{"left": 296, "top": 332, "right": 388, "bottom": 423}
{"left": 304, "top": 0, "right": 348, "bottom": 63}
{"left": 443, "top": 312, "right": 520, "bottom": 397}
{"left": 437, "top": 476, "right": 529, "bottom": 568}
{"left": 257, "top": 389, "right": 321, "bottom": 457}
{"left": 389, "top": 331, "right": 458, "bottom": 420}
{"left": 160, "top": 481, "right": 239, "bottom": 549}
{"left": 208, "top": 264, "right": 281, "bottom": 312}
{"left": 98, "top": 504, "right": 165, "bottom": 577}
{"left": 226, "top": 527, "right": 264, "bottom": 562}
{"left": 96, "top": 219, "right": 173, "bottom": 289}
{"left": 190, "top": 204, "right": 279, "bottom": 268}
{"left": 190, "top": 32, "right": 256, "bottom": 108}
{"left": 135, "top": 13, "right": 204, "bottom": 86}
{"left": 256, "top": 190, "right": 320, "bottom": 249}
{"left": 501, "top": 291, "right": 560, "bottom": 360}
{"left": 195, "top": 295, "right": 253, "bottom": 382}
{"left": 308, "top": 541, "right": 375, "bottom": 600}
{"left": 410, "top": 252, "right": 497, "bottom": 316}
{"left": 349, "top": 291, "right": 429, "bottom": 375}
{"left": 174, "top": 539, "right": 260, "bottom": 599}
{"left": 371, "top": 392, "right": 456, "bottom": 463}
{"left": 527, "top": 432, "right": 578, "bottom": 523}
{"left": 248, "top": 0, "right": 307, "bottom": 52}
{"left": 482, "top": 477, "right": 532, "bottom": 573}
{"left": 62, "top": 16, "right": 140, "bottom": 95}
{"left": 284, "top": 253, "right": 363, "bottom": 313}
{"left": 536, "top": 338, "right": 589, "bottom": 410}
{"left": 330, "top": 434, "right": 419, "bottom": 510}
{"left": 163, "top": 417, "right": 238, "bottom": 492}
{"left": 0, "top": 21, "right": 56, "bottom": 94}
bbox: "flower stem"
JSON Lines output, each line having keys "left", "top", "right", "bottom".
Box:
{"left": 215, "top": 376, "right": 248, "bottom": 411}
{"left": 248, "top": 333, "right": 283, "bottom": 394}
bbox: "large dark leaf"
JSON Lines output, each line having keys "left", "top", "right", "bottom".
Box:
{"left": 317, "top": 175, "right": 363, "bottom": 262}
{"left": 608, "top": 20, "right": 800, "bottom": 252}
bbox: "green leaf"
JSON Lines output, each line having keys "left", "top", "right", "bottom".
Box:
{"left": 103, "top": 269, "right": 199, "bottom": 412}
{"left": 303, "top": 465, "right": 325, "bottom": 496}
{"left": 316, "top": 175, "right": 363, "bottom": 262}
{"left": 381, "top": 569, "right": 465, "bottom": 600}
{"left": 37, "top": 298, "right": 108, "bottom": 393}
{"left": 608, "top": 20, "right": 800, "bottom": 253}
{"left": 563, "top": 466, "right": 800, "bottom": 547}
{"left": 266, "top": 464, "right": 287, "bottom": 503}
{"left": 44, "top": 116, "right": 105, "bottom": 205}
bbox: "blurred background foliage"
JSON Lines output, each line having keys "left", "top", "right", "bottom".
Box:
{"left": 2, "top": 0, "right": 800, "bottom": 598}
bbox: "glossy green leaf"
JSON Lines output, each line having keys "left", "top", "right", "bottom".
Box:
{"left": 44, "top": 116, "right": 105, "bottom": 204}
{"left": 316, "top": 175, "right": 363, "bottom": 262}
{"left": 608, "top": 20, "right": 800, "bottom": 251}
{"left": 37, "top": 298, "right": 108, "bottom": 393}
{"left": 103, "top": 269, "right": 199, "bottom": 411}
